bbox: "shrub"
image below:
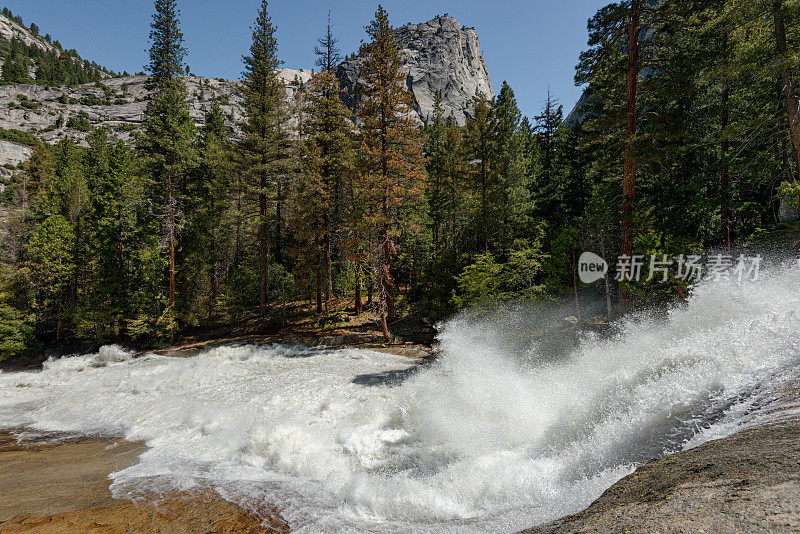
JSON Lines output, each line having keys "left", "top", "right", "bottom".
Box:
{"left": 0, "top": 304, "right": 35, "bottom": 361}
{"left": 0, "top": 127, "right": 40, "bottom": 147}
{"left": 66, "top": 114, "right": 92, "bottom": 132}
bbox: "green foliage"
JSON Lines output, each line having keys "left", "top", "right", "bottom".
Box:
{"left": 0, "top": 13, "right": 111, "bottom": 87}
{"left": 66, "top": 114, "right": 92, "bottom": 132}
{"left": 0, "top": 303, "right": 35, "bottom": 360}
{"left": 452, "top": 252, "right": 503, "bottom": 308}
{"left": 239, "top": 0, "right": 293, "bottom": 313}
{"left": 778, "top": 181, "right": 800, "bottom": 206}
{"left": 0, "top": 127, "right": 40, "bottom": 147}
{"left": 452, "top": 242, "right": 547, "bottom": 308}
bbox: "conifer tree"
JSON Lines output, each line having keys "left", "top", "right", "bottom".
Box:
{"left": 576, "top": 0, "right": 653, "bottom": 314}
{"left": 193, "top": 103, "right": 233, "bottom": 319}
{"left": 314, "top": 10, "right": 342, "bottom": 74}
{"left": 239, "top": 0, "right": 292, "bottom": 317}
{"left": 620, "top": 0, "right": 642, "bottom": 314}
{"left": 302, "top": 70, "right": 355, "bottom": 304}
{"left": 533, "top": 91, "right": 564, "bottom": 222}
{"left": 464, "top": 92, "right": 497, "bottom": 251}
{"left": 425, "top": 93, "right": 470, "bottom": 260}
{"left": 492, "top": 81, "right": 531, "bottom": 252}
{"left": 425, "top": 94, "right": 450, "bottom": 254}
{"left": 356, "top": 5, "right": 426, "bottom": 341}
{"left": 290, "top": 139, "right": 328, "bottom": 314}
{"left": 139, "top": 0, "right": 197, "bottom": 319}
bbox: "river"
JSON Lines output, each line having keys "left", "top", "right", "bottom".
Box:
{"left": 1, "top": 265, "right": 800, "bottom": 532}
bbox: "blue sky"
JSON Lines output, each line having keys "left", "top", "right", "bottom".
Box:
{"left": 2, "top": 1, "right": 609, "bottom": 119}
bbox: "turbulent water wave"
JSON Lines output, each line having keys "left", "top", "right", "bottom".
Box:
{"left": 1, "top": 266, "right": 800, "bottom": 532}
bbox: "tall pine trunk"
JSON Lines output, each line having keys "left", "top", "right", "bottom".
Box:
{"left": 325, "top": 232, "right": 333, "bottom": 309}
{"left": 774, "top": 0, "right": 800, "bottom": 176}
{"left": 721, "top": 79, "right": 731, "bottom": 250}
{"left": 167, "top": 169, "right": 176, "bottom": 310}
{"left": 259, "top": 170, "right": 268, "bottom": 316}
{"left": 315, "top": 251, "right": 323, "bottom": 314}
{"left": 618, "top": 0, "right": 640, "bottom": 315}
{"left": 355, "top": 263, "right": 363, "bottom": 313}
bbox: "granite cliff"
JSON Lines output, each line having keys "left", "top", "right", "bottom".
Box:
{"left": 0, "top": 13, "right": 495, "bottom": 170}
{"left": 337, "top": 15, "right": 495, "bottom": 125}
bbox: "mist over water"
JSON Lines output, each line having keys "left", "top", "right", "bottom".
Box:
{"left": 1, "top": 265, "right": 800, "bottom": 532}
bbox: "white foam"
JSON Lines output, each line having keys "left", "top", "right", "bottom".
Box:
{"left": 1, "top": 267, "right": 799, "bottom": 532}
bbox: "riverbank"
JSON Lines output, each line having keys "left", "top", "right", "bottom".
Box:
{"left": 0, "top": 297, "right": 438, "bottom": 372}
{"left": 521, "top": 394, "right": 800, "bottom": 533}
{"left": 4, "top": 415, "right": 800, "bottom": 534}
{"left": 0, "top": 433, "right": 289, "bottom": 533}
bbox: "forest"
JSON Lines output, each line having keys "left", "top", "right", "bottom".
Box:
{"left": 0, "top": 8, "right": 115, "bottom": 86}
{"left": 1, "top": 0, "right": 799, "bottom": 358}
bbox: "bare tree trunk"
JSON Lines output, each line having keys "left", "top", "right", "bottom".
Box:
{"left": 355, "top": 263, "right": 363, "bottom": 314}
{"left": 618, "top": 0, "right": 640, "bottom": 315}
{"left": 315, "top": 251, "right": 323, "bottom": 314}
{"left": 721, "top": 79, "right": 731, "bottom": 251}
{"left": 379, "top": 251, "right": 394, "bottom": 343}
{"left": 259, "top": 171, "right": 268, "bottom": 316}
{"left": 325, "top": 232, "right": 333, "bottom": 310}
{"left": 167, "top": 170, "right": 176, "bottom": 310}
{"left": 380, "top": 186, "right": 396, "bottom": 323}
{"left": 774, "top": 0, "right": 800, "bottom": 176}
{"left": 572, "top": 248, "right": 581, "bottom": 326}
{"left": 600, "top": 232, "right": 613, "bottom": 321}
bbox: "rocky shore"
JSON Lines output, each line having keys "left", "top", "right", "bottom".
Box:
{"left": 521, "top": 405, "right": 800, "bottom": 533}
{"left": 0, "top": 433, "right": 288, "bottom": 533}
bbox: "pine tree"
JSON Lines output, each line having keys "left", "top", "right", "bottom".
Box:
{"left": 356, "top": 5, "right": 426, "bottom": 341}
{"left": 239, "top": 0, "right": 292, "bottom": 317}
{"left": 314, "top": 10, "right": 342, "bottom": 74}
{"left": 290, "top": 139, "right": 328, "bottom": 314}
{"left": 620, "top": 0, "right": 642, "bottom": 314}
{"left": 492, "top": 81, "right": 531, "bottom": 252}
{"left": 576, "top": 0, "right": 655, "bottom": 314}
{"left": 302, "top": 70, "right": 355, "bottom": 304}
{"left": 533, "top": 91, "right": 564, "bottom": 222}
{"left": 139, "top": 0, "right": 197, "bottom": 321}
{"left": 425, "top": 94, "right": 450, "bottom": 254}
{"left": 84, "top": 129, "right": 145, "bottom": 338}
{"left": 193, "top": 103, "right": 233, "bottom": 319}
{"left": 464, "top": 92, "right": 497, "bottom": 251}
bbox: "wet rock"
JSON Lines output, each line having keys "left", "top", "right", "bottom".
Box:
{"left": 520, "top": 417, "right": 800, "bottom": 533}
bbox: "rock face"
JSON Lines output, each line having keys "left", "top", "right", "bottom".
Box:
{"left": 337, "top": 15, "right": 494, "bottom": 125}
{"left": 0, "top": 140, "right": 31, "bottom": 166}
{"left": 0, "top": 15, "right": 57, "bottom": 54}
{"left": 0, "top": 76, "right": 243, "bottom": 147}
{"left": 0, "top": 15, "right": 494, "bottom": 148}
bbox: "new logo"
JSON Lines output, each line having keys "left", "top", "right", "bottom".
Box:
{"left": 578, "top": 252, "right": 608, "bottom": 284}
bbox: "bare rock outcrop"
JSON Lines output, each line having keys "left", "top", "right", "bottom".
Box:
{"left": 0, "top": 15, "right": 494, "bottom": 147}
{"left": 0, "top": 76, "right": 242, "bottom": 147}
{"left": 337, "top": 15, "right": 494, "bottom": 125}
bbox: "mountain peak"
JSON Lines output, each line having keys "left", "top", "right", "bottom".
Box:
{"left": 337, "top": 14, "right": 494, "bottom": 125}
{"left": 0, "top": 13, "right": 57, "bottom": 54}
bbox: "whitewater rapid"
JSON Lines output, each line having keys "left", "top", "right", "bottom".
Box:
{"left": 2, "top": 267, "right": 800, "bottom": 532}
